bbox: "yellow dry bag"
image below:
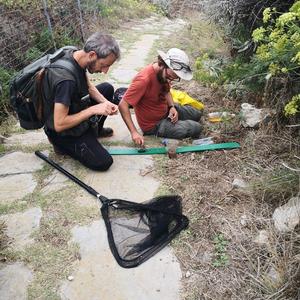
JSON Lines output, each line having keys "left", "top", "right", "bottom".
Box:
{"left": 171, "top": 89, "right": 204, "bottom": 110}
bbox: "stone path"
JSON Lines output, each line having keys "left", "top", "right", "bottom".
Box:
{"left": 0, "top": 16, "right": 186, "bottom": 300}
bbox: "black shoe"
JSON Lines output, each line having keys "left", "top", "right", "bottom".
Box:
{"left": 98, "top": 127, "right": 114, "bottom": 138}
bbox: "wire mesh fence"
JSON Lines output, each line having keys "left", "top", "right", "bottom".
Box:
{"left": 0, "top": 0, "right": 97, "bottom": 71}
{"left": 0, "top": 0, "right": 160, "bottom": 122}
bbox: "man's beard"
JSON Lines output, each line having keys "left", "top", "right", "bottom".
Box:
{"left": 87, "top": 60, "right": 97, "bottom": 74}
{"left": 156, "top": 68, "right": 167, "bottom": 84}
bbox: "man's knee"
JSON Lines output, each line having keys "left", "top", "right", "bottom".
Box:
{"left": 75, "top": 141, "right": 113, "bottom": 171}
{"left": 95, "top": 82, "right": 114, "bottom": 102}
{"left": 177, "top": 104, "right": 202, "bottom": 121}
{"left": 189, "top": 121, "right": 202, "bottom": 138}
{"left": 157, "top": 119, "right": 201, "bottom": 139}
{"left": 88, "top": 155, "right": 113, "bottom": 171}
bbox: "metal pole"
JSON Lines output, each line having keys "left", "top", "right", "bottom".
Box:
{"left": 41, "top": 0, "right": 57, "bottom": 50}
{"left": 77, "top": 0, "right": 85, "bottom": 42}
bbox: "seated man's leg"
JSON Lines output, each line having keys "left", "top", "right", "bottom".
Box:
{"left": 175, "top": 104, "right": 202, "bottom": 122}
{"left": 95, "top": 82, "right": 116, "bottom": 103}
{"left": 88, "top": 82, "right": 115, "bottom": 137}
{"left": 47, "top": 129, "right": 113, "bottom": 171}
{"left": 156, "top": 119, "right": 202, "bottom": 139}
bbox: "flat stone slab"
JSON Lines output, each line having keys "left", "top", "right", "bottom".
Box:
{"left": 84, "top": 155, "right": 159, "bottom": 203}
{"left": 0, "top": 262, "right": 33, "bottom": 300}
{"left": 0, "top": 151, "right": 44, "bottom": 176}
{"left": 5, "top": 130, "right": 48, "bottom": 147}
{"left": 110, "top": 34, "right": 159, "bottom": 83}
{"left": 0, "top": 207, "right": 42, "bottom": 249}
{"left": 60, "top": 220, "right": 182, "bottom": 300}
{"left": 0, "top": 174, "right": 37, "bottom": 204}
{"left": 74, "top": 191, "right": 99, "bottom": 209}
{"left": 111, "top": 34, "right": 160, "bottom": 83}
{"left": 100, "top": 113, "right": 139, "bottom": 144}
{"left": 41, "top": 160, "right": 77, "bottom": 195}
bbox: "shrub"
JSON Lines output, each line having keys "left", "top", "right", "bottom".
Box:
{"left": 196, "top": 1, "right": 300, "bottom": 122}
{"left": 0, "top": 67, "right": 15, "bottom": 123}
{"left": 251, "top": 2, "right": 300, "bottom": 117}
{"left": 202, "top": 0, "right": 295, "bottom": 49}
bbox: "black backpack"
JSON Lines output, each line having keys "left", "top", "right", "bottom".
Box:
{"left": 10, "top": 46, "right": 79, "bottom": 130}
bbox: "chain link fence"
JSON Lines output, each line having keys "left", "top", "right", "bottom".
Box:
{"left": 0, "top": 0, "right": 159, "bottom": 122}
{"left": 0, "top": 0, "right": 89, "bottom": 70}
{"left": 0, "top": 0, "right": 109, "bottom": 122}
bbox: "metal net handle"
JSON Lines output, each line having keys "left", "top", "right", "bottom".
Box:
{"left": 35, "top": 150, "right": 108, "bottom": 203}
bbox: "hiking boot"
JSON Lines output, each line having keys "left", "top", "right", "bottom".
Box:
{"left": 98, "top": 127, "right": 114, "bottom": 138}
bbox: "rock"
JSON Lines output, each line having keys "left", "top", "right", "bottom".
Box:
{"left": 0, "top": 152, "right": 42, "bottom": 203}
{"left": 0, "top": 174, "right": 37, "bottom": 205}
{"left": 60, "top": 220, "right": 182, "bottom": 300}
{"left": 232, "top": 178, "right": 248, "bottom": 189}
{"left": 254, "top": 230, "right": 270, "bottom": 245}
{"left": 240, "top": 214, "right": 247, "bottom": 227}
{"left": 5, "top": 131, "right": 48, "bottom": 147}
{"left": 41, "top": 160, "right": 75, "bottom": 195}
{"left": 185, "top": 271, "right": 191, "bottom": 278}
{"left": 240, "top": 103, "right": 273, "bottom": 128}
{"left": 272, "top": 197, "right": 300, "bottom": 233}
{"left": 0, "top": 151, "right": 43, "bottom": 176}
{"left": 0, "top": 262, "right": 33, "bottom": 300}
{"left": 0, "top": 207, "right": 42, "bottom": 249}
{"left": 84, "top": 155, "right": 160, "bottom": 203}
{"left": 265, "top": 266, "right": 284, "bottom": 289}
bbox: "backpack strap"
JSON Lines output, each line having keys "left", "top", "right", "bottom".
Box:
{"left": 48, "top": 58, "right": 81, "bottom": 90}
{"left": 38, "top": 57, "right": 82, "bottom": 123}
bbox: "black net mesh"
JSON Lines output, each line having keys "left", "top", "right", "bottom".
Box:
{"left": 101, "top": 195, "right": 189, "bottom": 268}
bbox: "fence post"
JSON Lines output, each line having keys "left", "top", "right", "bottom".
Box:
{"left": 41, "top": 0, "right": 57, "bottom": 50}
{"left": 77, "top": 0, "right": 85, "bottom": 42}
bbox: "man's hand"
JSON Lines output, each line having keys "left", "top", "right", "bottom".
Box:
{"left": 93, "top": 101, "right": 118, "bottom": 116}
{"left": 168, "top": 106, "right": 178, "bottom": 123}
{"left": 131, "top": 131, "right": 144, "bottom": 146}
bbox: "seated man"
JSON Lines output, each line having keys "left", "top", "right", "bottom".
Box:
{"left": 119, "top": 48, "right": 202, "bottom": 146}
{"left": 43, "top": 32, "right": 120, "bottom": 171}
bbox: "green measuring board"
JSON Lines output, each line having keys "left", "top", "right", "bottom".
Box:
{"left": 107, "top": 142, "right": 240, "bottom": 155}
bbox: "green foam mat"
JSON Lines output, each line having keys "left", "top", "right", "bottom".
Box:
{"left": 107, "top": 142, "right": 240, "bottom": 155}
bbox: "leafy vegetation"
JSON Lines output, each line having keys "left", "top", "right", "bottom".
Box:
{"left": 212, "top": 233, "right": 229, "bottom": 267}
{"left": 252, "top": 2, "right": 300, "bottom": 116}
{"left": 0, "top": 67, "right": 16, "bottom": 122}
{"left": 82, "top": 0, "right": 158, "bottom": 28}
{"left": 195, "top": 0, "right": 300, "bottom": 124}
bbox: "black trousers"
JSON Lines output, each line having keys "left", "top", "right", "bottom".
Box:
{"left": 46, "top": 82, "right": 117, "bottom": 171}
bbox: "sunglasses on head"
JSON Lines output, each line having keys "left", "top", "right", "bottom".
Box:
{"left": 168, "top": 59, "right": 192, "bottom": 72}
{"left": 165, "top": 69, "right": 181, "bottom": 82}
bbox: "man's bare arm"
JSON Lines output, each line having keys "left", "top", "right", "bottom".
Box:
{"left": 119, "top": 99, "right": 144, "bottom": 146}
{"left": 54, "top": 101, "right": 118, "bottom": 132}
{"left": 86, "top": 75, "right": 108, "bottom": 103}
